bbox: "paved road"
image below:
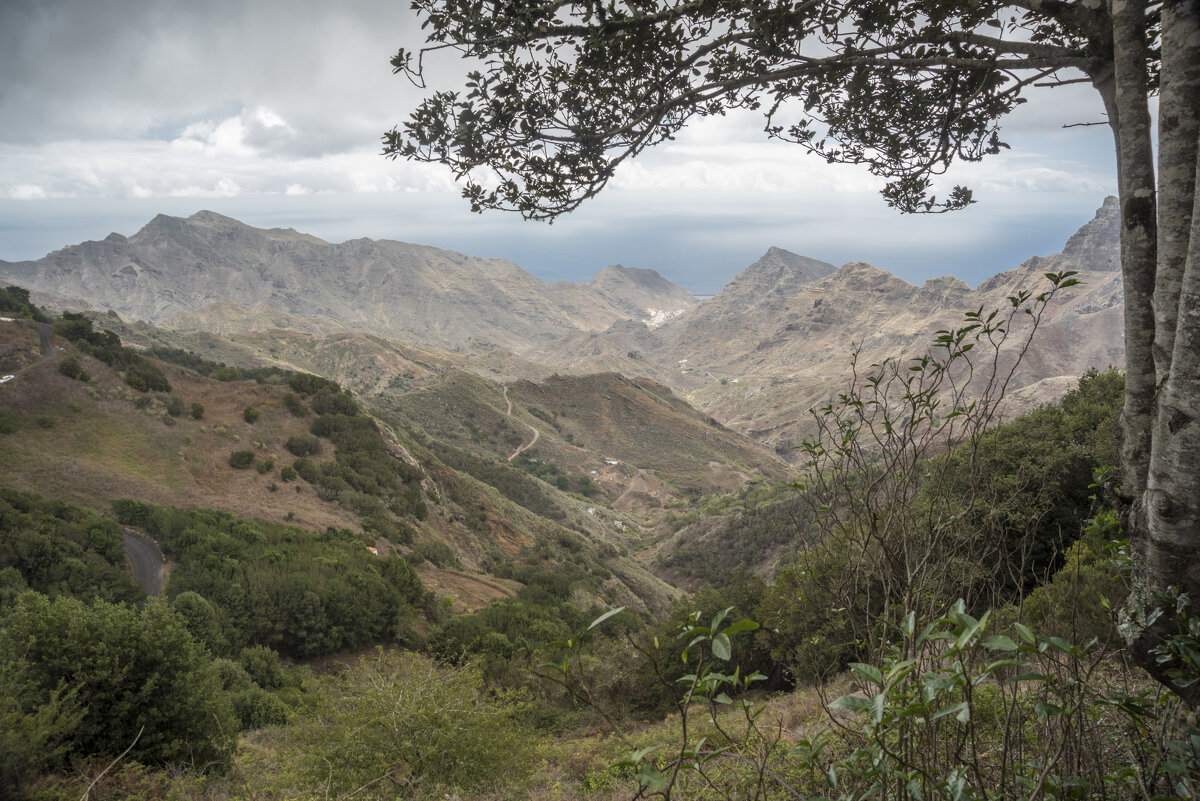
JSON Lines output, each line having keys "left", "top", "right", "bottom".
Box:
{"left": 123, "top": 528, "right": 165, "bottom": 597}
{"left": 34, "top": 323, "right": 53, "bottom": 359}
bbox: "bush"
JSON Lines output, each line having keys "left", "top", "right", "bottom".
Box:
{"left": 0, "top": 410, "right": 14, "bottom": 434}
{"left": 256, "top": 457, "right": 275, "bottom": 475}
{"left": 165, "top": 396, "right": 184, "bottom": 417}
{"left": 0, "top": 593, "right": 236, "bottom": 770}
{"left": 285, "top": 434, "right": 321, "bottom": 457}
{"left": 279, "top": 465, "right": 298, "bottom": 482}
{"left": 35, "top": 415, "right": 54, "bottom": 429}
{"left": 191, "top": 402, "right": 205, "bottom": 420}
{"left": 239, "top": 644, "right": 286, "bottom": 689}
{"left": 231, "top": 687, "right": 290, "bottom": 730}
{"left": 283, "top": 392, "right": 308, "bottom": 417}
{"left": 228, "top": 450, "right": 256, "bottom": 469}
{"left": 57, "top": 356, "right": 88, "bottom": 382}
{"left": 287, "top": 650, "right": 533, "bottom": 797}
{"left": 243, "top": 406, "right": 260, "bottom": 423}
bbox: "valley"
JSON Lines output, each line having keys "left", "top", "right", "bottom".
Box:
{"left": 0, "top": 200, "right": 1145, "bottom": 800}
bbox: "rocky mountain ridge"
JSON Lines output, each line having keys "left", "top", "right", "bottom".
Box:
{"left": 527, "top": 197, "right": 1124, "bottom": 454}
{"left": 0, "top": 211, "right": 697, "bottom": 353}
{"left": 1, "top": 199, "right": 1126, "bottom": 457}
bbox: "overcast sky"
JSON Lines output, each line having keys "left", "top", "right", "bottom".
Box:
{"left": 0, "top": 0, "right": 1119, "bottom": 293}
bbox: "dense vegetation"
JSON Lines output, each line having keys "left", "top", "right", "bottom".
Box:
{"left": 0, "top": 489, "right": 143, "bottom": 606}
{"left": 53, "top": 312, "right": 170, "bottom": 392}
{"left": 5, "top": 360, "right": 1193, "bottom": 800}
{"left": 111, "top": 500, "right": 427, "bottom": 659}
{"left": 0, "top": 285, "right": 48, "bottom": 323}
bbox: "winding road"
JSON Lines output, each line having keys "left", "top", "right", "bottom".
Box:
{"left": 502, "top": 384, "right": 540, "bottom": 461}
{"left": 123, "top": 528, "right": 165, "bottom": 597}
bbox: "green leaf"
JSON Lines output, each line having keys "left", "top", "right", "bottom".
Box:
{"left": 932, "top": 701, "right": 968, "bottom": 721}
{"left": 982, "top": 635, "right": 1018, "bottom": 651}
{"left": 586, "top": 606, "right": 625, "bottom": 632}
{"left": 711, "top": 632, "right": 732, "bottom": 661}
{"left": 1042, "top": 636, "right": 1075, "bottom": 654}
{"left": 710, "top": 605, "right": 734, "bottom": 633}
{"left": 637, "top": 765, "right": 668, "bottom": 791}
{"left": 619, "top": 745, "right": 660, "bottom": 766}
{"left": 1035, "top": 701, "right": 1063, "bottom": 717}
{"left": 722, "top": 618, "right": 759, "bottom": 636}
{"left": 870, "top": 692, "right": 886, "bottom": 724}
{"left": 1013, "top": 622, "right": 1035, "bottom": 645}
{"left": 830, "top": 694, "right": 871, "bottom": 714}
{"left": 849, "top": 662, "right": 883, "bottom": 685}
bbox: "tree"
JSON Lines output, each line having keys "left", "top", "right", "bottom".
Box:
{"left": 0, "top": 593, "right": 237, "bottom": 770}
{"left": 387, "top": 0, "right": 1200, "bottom": 693}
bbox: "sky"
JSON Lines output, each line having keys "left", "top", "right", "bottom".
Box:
{"left": 0, "top": 0, "right": 1119, "bottom": 294}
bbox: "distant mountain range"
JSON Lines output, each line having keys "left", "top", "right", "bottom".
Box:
{"left": 0, "top": 210, "right": 697, "bottom": 352}
{"left": 0, "top": 198, "right": 1125, "bottom": 455}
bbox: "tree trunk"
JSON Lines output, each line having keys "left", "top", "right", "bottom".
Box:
{"left": 1104, "top": 0, "right": 1158, "bottom": 507}
{"left": 1121, "top": 0, "right": 1200, "bottom": 701}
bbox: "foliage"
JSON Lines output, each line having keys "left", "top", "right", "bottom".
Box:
{"left": 429, "top": 565, "right": 585, "bottom": 663}
{"left": 0, "top": 285, "right": 49, "bottom": 322}
{"left": 512, "top": 452, "right": 599, "bottom": 497}
{"left": 554, "top": 601, "right": 1198, "bottom": 801}
{"left": 657, "top": 482, "right": 814, "bottom": 585}
{"left": 0, "top": 487, "right": 143, "bottom": 606}
{"left": 242, "top": 405, "right": 260, "bottom": 423}
{"left": 53, "top": 312, "right": 170, "bottom": 393}
{"left": 228, "top": 449, "right": 256, "bottom": 469}
{"left": 387, "top": 0, "right": 1109, "bottom": 218}
{"left": 284, "top": 434, "right": 321, "bottom": 457}
{"left": 0, "top": 658, "right": 82, "bottom": 797}
{"left": 112, "top": 501, "right": 427, "bottom": 659}
{"left": 286, "top": 649, "right": 533, "bottom": 799}
{"left": 1021, "top": 506, "right": 1128, "bottom": 647}
{"left": 0, "top": 592, "right": 237, "bottom": 771}
{"left": 56, "top": 355, "right": 88, "bottom": 382}
{"left": 432, "top": 439, "right": 567, "bottom": 521}
{"left": 190, "top": 402, "right": 204, "bottom": 420}
{"left": 777, "top": 277, "right": 1081, "bottom": 675}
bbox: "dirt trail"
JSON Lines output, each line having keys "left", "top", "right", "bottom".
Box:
{"left": 503, "top": 384, "right": 540, "bottom": 461}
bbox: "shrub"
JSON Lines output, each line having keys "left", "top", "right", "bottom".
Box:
{"left": 228, "top": 450, "right": 255, "bottom": 469}
{"left": 287, "top": 650, "right": 533, "bottom": 797}
{"left": 238, "top": 644, "right": 286, "bottom": 689}
{"left": 283, "top": 392, "right": 307, "bottom": 417}
{"left": 165, "top": 396, "right": 184, "bottom": 417}
{"left": 57, "top": 356, "right": 88, "bottom": 382}
{"left": 190, "top": 402, "right": 204, "bottom": 420}
{"left": 285, "top": 435, "right": 321, "bottom": 457}
{"left": 256, "top": 457, "right": 275, "bottom": 475}
{"left": 0, "top": 593, "right": 236, "bottom": 771}
{"left": 279, "top": 465, "right": 298, "bottom": 482}
{"left": 35, "top": 415, "right": 54, "bottom": 429}
{"left": 243, "top": 406, "right": 260, "bottom": 423}
{"left": 0, "top": 411, "right": 14, "bottom": 434}
{"left": 231, "top": 687, "right": 289, "bottom": 730}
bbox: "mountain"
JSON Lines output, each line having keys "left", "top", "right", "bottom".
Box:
{"left": 0, "top": 211, "right": 697, "bottom": 353}
{"left": 527, "top": 198, "right": 1125, "bottom": 455}
{"left": 0, "top": 318, "right": 685, "bottom": 613}
{"left": 1, "top": 200, "right": 1126, "bottom": 459}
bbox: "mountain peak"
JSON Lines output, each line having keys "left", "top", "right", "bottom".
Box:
{"left": 1058, "top": 196, "right": 1120, "bottom": 271}
{"left": 186, "top": 210, "right": 247, "bottom": 228}
{"left": 725, "top": 247, "right": 837, "bottom": 295}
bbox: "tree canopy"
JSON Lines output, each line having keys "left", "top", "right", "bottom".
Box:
{"left": 388, "top": 0, "right": 1200, "bottom": 695}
